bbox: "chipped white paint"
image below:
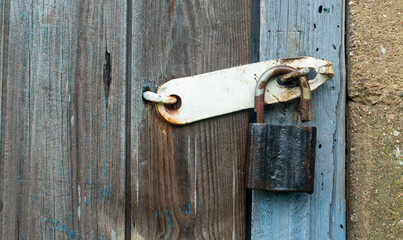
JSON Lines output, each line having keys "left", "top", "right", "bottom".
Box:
{"left": 156, "top": 57, "right": 333, "bottom": 124}
{"left": 131, "top": 230, "right": 145, "bottom": 240}
{"left": 111, "top": 230, "right": 116, "bottom": 240}
{"left": 78, "top": 185, "right": 81, "bottom": 220}
{"left": 78, "top": 206, "right": 81, "bottom": 221}
{"left": 78, "top": 185, "right": 81, "bottom": 204}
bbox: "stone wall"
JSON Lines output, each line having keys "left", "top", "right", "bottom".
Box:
{"left": 347, "top": 1, "right": 402, "bottom": 239}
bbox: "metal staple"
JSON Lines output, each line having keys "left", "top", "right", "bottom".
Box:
{"left": 142, "top": 91, "right": 177, "bottom": 104}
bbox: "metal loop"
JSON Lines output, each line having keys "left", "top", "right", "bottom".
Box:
{"left": 255, "top": 66, "right": 299, "bottom": 123}
{"left": 255, "top": 66, "right": 312, "bottom": 123}
{"left": 142, "top": 91, "right": 177, "bottom": 104}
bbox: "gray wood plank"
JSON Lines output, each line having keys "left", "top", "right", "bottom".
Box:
{"left": 130, "top": 1, "right": 251, "bottom": 239}
{"left": 0, "top": 0, "right": 7, "bottom": 234}
{"left": 251, "top": 0, "right": 346, "bottom": 239}
{"left": 0, "top": 1, "right": 127, "bottom": 239}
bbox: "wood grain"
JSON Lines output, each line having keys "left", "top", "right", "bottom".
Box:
{"left": 251, "top": 0, "right": 346, "bottom": 239}
{"left": 130, "top": 1, "right": 251, "bottom": 239}
{"left": 0, "top": 1, "right": 127, "bottom": 239}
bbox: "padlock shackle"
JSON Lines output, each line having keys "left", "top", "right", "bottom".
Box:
{"left": 255, "top": 66, "right": 312, "bottom": 123}
{"left": 297, "top": 75, "right": 312, "bottom": 122}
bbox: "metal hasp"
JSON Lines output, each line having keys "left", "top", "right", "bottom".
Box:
{"left": 153, "top": 57, "right": 334, "bottom": 125}
{"left": 247, "top": 66, "right": 317, "bottom": 193}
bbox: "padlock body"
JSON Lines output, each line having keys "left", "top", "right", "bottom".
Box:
{"left": 247, "top": 124, "right": 317, "bottom": 193}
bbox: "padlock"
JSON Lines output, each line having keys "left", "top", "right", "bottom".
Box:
{"left": 247, "top": 66, "right": 317, "bottom": 193}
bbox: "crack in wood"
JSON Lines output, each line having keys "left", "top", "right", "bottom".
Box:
{"left": 104, "top": 48, "right": 112, "bottom": 105}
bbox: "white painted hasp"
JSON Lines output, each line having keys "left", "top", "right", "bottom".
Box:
{"left": 156, "top": 57, "right": 334, "bottom": 125}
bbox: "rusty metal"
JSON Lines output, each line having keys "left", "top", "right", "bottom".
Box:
{"left": 297, "top": 75, "right": 312, "bottom": 121}
{"left": 247, "top": 124, "right": 316, "bottom": 193}
{"left": 255, "top": 66, "right": 312, "bottom": 123}
{"left": 278, "top": 68, "right": 312, "bottom": 121}
{"left": 247, "top": 66, "right": 317, "bottom": 193}
{"left": 318, "top": 63, "right": 334, "bottom": 76}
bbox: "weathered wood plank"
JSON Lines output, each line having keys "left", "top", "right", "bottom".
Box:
{"left": 130, "top": 1, "right": 251, "bottom": 239}
{"left": 251, "top": 0, "right": 346, "bottom": 239}
{"left": 0, "top": 1, "right": 127, "bottom": 239}
{"left": 0, "top": 0, "right": 7, "bottom": 233}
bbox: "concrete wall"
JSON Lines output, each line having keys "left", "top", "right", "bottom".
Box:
{"left": 347, "top": 0, "right": 402, "bottom": 239}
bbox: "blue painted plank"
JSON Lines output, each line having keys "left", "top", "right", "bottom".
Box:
{"left": 251, "top": 0, "right": 346, "bottom": 239}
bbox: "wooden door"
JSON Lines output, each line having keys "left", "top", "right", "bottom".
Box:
{"left": 0, "top": 1, "right": 345, "bottom": 239}
{"left": 1, "top": 1, "right": 127, "bottom": 239}
{"left": 129, "top": 1, "right": 250, "bottom": 239}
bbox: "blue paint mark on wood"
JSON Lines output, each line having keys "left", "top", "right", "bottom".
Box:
{"left": 43, "top": 218, "right": 81, "bottom": 240}
{"left": 179, "top": 202, "right": 191, "bottom": 216}
{"left": 166, "top": 209, "right": 173, "bottom": 238}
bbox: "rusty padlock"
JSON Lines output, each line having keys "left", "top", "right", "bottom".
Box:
{"left": 247, "top": 66, "right": 317, "bottom": 193}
